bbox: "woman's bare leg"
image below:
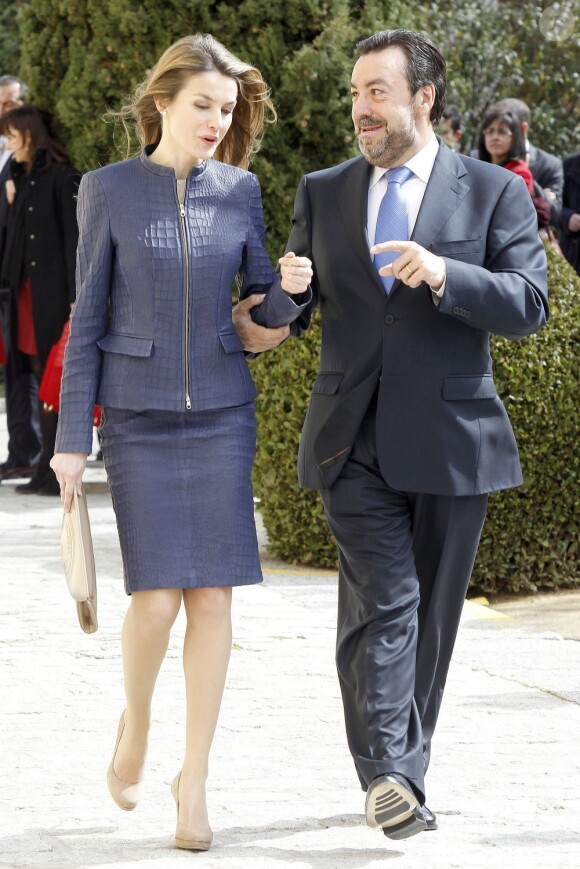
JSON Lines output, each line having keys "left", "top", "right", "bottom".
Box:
{"left": 113, "top": 588, "right": 183, "bottom": 783}
{"left": 177, "top": 586, "right": 233, "bottom": 831}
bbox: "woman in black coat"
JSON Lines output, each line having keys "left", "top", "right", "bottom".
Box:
{"left": 0, "top": 105, "right": 80, "bottom": 494}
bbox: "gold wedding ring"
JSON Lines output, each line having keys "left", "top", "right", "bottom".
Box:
{"left": 405, "top": 265, "right": 413, "bottom": 275}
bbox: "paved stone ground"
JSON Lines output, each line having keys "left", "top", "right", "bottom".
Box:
{"left": 0, "top": 411, "right": 579, "bottom": 868}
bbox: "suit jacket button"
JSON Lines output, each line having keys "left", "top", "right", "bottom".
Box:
{"left": 384, "top": 314, "right": 394, "bottom": 324}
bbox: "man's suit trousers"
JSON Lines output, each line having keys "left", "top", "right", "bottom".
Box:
{"left": 320, "top": 399, "right": 487, "bottom": 803}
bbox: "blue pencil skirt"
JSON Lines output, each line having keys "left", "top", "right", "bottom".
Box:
{"left": 99, "top": 404, "right": 262, "bottom": 594}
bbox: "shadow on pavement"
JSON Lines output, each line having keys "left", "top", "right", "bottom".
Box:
{"left": 0, "top": 815, "right": 402, "bottom": 866}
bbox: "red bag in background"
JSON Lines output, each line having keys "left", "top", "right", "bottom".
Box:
{"left": 39, "top": 320, "right": 102, "bottom": 426}
{"left": 0, "top": 329, "right": 6, "bottom": 365}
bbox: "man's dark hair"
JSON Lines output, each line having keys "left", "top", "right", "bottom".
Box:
{"left": 356, "top": 29, "right": 446, "bottom": 125}
{"left": 494, "top": 98, "right": 531, "bottom": 128}
{"left": 0, "top": 75, "right": 29, "bottom": 99}
{"left": 442, "top": 103, "right": 463, "bottom": 133}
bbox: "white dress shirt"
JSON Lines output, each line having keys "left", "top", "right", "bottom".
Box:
{"left": 367, "top": 135, "right": 445, "bottom": 297}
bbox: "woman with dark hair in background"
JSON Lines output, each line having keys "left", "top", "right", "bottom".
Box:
{"left": 477, "top": 108, "right": 534, "bottom": 194}
{"left": 0, "top": 105, "right": 80, "bottom": 495}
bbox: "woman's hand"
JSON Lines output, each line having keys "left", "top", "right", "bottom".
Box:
{"left": 279, "top": 251, "right": 313, "bottom": 295}
{"left": 232, "top": 293, "right": 290, "bottom": 352}
{"left": 50, "top": 452, "right": 88, "bottom": 512}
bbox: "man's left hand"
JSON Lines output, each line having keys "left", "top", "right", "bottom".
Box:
{"left": 370, "top": 240, "right": 446, "bottom": 290}
{"left": 279, "top": 251, "right": 313, "bottom": 295}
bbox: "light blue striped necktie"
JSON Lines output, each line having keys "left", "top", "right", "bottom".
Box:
{"left": 374, "top": 166, "right": 414, "bottom": 294}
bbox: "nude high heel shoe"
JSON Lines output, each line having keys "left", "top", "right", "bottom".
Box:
{"left": 171, "top": 773, "right": 213, "bottom": 851}
{"left": 107, "top": 711, "right": 144, "bottom": 811}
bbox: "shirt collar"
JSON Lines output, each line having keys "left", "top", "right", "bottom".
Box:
{"left": 369, "top": 134, "right": 440, "bottom": 188}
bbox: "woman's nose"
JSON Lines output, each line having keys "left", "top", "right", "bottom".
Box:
{"left": 208, "top": 110, "right": 223, "bottom": 131}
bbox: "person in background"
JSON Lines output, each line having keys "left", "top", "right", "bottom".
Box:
{"left": 494, "top": 97, "right": 563, "bottom": 228}
{"left": 477, "top": 108, "right": 534, "bottom": 193}
{"left": 0, "top": 75, "right": 41, "bottom": 483}
{"left": 51, "top": 34, "right": 311, "bottom": 852}
{"left": 437, "top": 103, "right": 462, "bottom": 151}
{"left": 559, "top": 151, "right": 580, "bottom": 275}
{"left": 0, "top": 105, "right": 80, "bottom": 495}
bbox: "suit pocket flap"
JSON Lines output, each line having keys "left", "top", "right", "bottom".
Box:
{"left": 433, "top": 237, "right": 482, "bottom": 255}
{"left": 96, "top": 332, "right": 154, "bottom": 357}
{"left": 219, "top": 330, "right": 244, "bottom": 353}
{"left": 443, "top": 374, "right": 497, "bottom": 400}
{"left": 312, "top": 372, "right": 344, "bottom": 395}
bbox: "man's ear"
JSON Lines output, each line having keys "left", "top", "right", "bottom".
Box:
{"left": 416, "top": 84, "right": 435, "bottom": 117}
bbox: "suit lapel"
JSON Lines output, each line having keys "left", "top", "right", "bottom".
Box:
{"left": 411, "top": 143, "right": 470, "bottom": 252}
{"left": 335, "top": 157, "right": 386, "bottom": 295}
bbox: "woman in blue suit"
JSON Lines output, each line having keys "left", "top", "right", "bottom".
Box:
{"left": 51, "top": 34, "right": 311, "bottom": 851}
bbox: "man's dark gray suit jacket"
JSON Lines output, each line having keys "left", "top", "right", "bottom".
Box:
{"left": 280, "top": 141, "right": 548, "bottom": 496}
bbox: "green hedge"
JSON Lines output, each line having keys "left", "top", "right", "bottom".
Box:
{"left": 253, "top": 245, "right": 580, "bottom": 593}
{"left": 0, "top": 2, "right": 20, "bottom": 73}
{"left": 472, "top": 246, "right": 580, "bottom": 593}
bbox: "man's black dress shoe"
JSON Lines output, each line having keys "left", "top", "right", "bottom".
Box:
{"left": 0, "top": 461, "right": 37, "bottom": 481}
{"left": 365, "top": 773, "right": 427, "bottom": 840}
{"left": 421, "top": 805, "right": 438, "bottom": 831}
{"left": 381, "top": 804, "right": 437, "bottom": 838}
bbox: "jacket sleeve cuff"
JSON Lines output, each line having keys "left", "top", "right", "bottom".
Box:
{"left": 250, "top": 278, "right": 312, "bottom": 328}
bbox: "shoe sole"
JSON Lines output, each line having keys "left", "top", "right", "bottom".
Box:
{"left": 366, "top": 779, "right": 426, "bottom": 837}
{"left": 383, "top": 809, "right": 428, "bottom": 840}
{"left": 174, "top": 837, "right": 211, "bottom": 851}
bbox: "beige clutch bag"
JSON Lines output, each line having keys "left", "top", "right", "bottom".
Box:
{"left": 60, "top": 485, "right": 98, "bottom": 634}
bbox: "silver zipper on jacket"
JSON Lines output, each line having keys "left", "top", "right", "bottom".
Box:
{"left": 176, "top": 181, "right": 192, "bottom": 410}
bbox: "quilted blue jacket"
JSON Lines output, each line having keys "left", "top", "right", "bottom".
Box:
{"left": 56, "top": 150, "right": 309, "bottom": 454}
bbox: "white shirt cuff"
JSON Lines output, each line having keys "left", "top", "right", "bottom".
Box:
{"left": 430, "top": 279, "right": 445, "bottom": 306}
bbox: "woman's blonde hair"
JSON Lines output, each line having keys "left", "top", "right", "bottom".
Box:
{"left": 113, "top": 34, "right": 275, "bottom": 169}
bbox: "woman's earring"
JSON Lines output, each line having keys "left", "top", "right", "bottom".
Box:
{"left": 160, "top": 110, "right": 167, "bottom": 117}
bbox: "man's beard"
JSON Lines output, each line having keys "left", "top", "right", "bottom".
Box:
{"left": 356, "top": 107, "right": 416, "bottom": 167}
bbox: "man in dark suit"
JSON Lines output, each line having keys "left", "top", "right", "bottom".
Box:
{"left": 0, "top": 74, "right": 41, "bottom": 481}
{"left": 235, "top": 29, "right": 548, "bottom": 840}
